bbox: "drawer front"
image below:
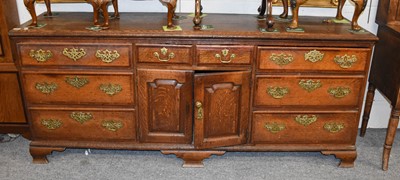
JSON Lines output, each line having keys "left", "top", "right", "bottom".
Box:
{"left": 19, "top": 43, "right": 131, "bottom": 67}
{"left": 22, "top": 72, "right": 134, "bottom": 105}
{"left": 30, "top": 108, "right": 136, "bottom": 141}
{"left": 136, "top": 44, "right": 192, "bottom": 65}
{"left": 254, "top": 75, "right": 363, "bottom": 107}
{"left": 197, "top": 45, "right": 253, "bottom": 65}
{"left": 252, "top": 112, "right": 358, "bottom": 144}
{"left": 258, "top": 47, "right": 370, "bottom": 71}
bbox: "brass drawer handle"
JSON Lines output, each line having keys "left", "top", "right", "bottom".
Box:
{"left": 265, "top": 122, "right": 286, "bottom": 133}
{"left": 96, "top": 49, "right": 120, "bottom": 63}
{"left": 299, "top": 79, "right": 322, "bottom": 92}
{"left": 334, "top": 54, "right": 357, "bottom": 69}
{"left": 41, "top": 119, "right": 62, "bottom": 130}
{"left": 63, "top": 48, "right": 87, "bottom": 61}
{"left": 70, "top": 112, "right": 93, "bottom": 124}
{"left": 267, "top": 86, "right": 289, "bottom": 99}
{"left": 295, "top": 115, "right": 318, "bottom": 126}
{"left": 102, "top": 120, "right": 123, "bottom": 132}
{"left": 65, "top": 76, "right": 89, "bottom": 89}
{"left": 269, "top": 53, "right": 294, "bottom": 66}
{"left": 29, "top": 49, "right": 53, "bottom": 62}
{"left": 323, "top": 122, "right": 345, "bottom": 133}
{"left": 35, "top": 82, "right": 58, "bottom": 94}
{"left": 154, "top": 47, "right": 175, "bottom": 62}
{"left": 196, "top": 101, "right": 204, "bottom": 120}
{"left": 99, "top": 83, "right": 122, "bottom": 96}
{"left": 305, "top": 50, "right": 324, "bottom": 63}
{"left": 328, "top": 87, "right": 351, "bottom": 98}
{"left": 215, "top": 49, "right": 236, "bottom": 63}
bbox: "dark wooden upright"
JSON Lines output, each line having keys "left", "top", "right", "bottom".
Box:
{"left": 360, "top": 0, "right": 400, "bottom": 171}
{"left": 0, "top": 0, "right": 29, "bottom": 137}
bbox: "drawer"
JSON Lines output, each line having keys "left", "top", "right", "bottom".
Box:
{"left": 22, "top": 72, "right": 134, "bottom": 105}
{"left": 30, "top": 108, "right": 136, "bottom": 141}
{"left": 252, "top": 111, "right": 358, "bottom": 144}
{"left": 257, "top": 47, "right": 370, "bottom": 72}
{"left": 18, "top": 43, "right": 131, "bottom": 67}
{"left": 197, "top": 45, "right": 253, "bottom": 65}
{"left": 254, "top": 75, "right": 364, "bottom": 107}
{"left": 136, "top": 44, "right": 192, "bottom": 65}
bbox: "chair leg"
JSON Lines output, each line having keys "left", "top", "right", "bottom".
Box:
{"left": 360, "top": 83, "right": 375, "bottom": 137}
{"left": 382, "top": 109, "right": 399, "bottom": 171}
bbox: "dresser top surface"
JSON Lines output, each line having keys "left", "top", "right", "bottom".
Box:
{"left": 10, "top": 12, "right": 377, "bottom": 42}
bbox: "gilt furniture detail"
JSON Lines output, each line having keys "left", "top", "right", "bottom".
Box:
{"left": 102, "top": 120, "right": 123, "bottom": 132}
{"left": 29, "top": 49, "right": 53, "bottom": 62}
{"left": 41, "top": 119, "right": 62, "bottom": 130}
{"left": 323, "top": 122, "right": 345, "bottom": 133}
{"left": 70, "top": 112, "right": 93, "bottom": 124}
{"left": 334, "top": 54, "right": 357, "bottom": 69}
{"left": 96, "top": 49, "right": 120, "bottom": 63}
{"left": 294, "top": 115, "right": 318, "bottom": 126}
{"left": 99, "top": 83, "right": 122, "bottom": 96}
{"left": 62, "top": 48, "right": 86, "bottom": 61}
{"left": 65, "top": 76, "right": 89, "bottom": 89}
{"left": 299, "top": 79, "right": 322, "bottom": 92}
{"left": 305, "top": 50, "right": 324, "bottom": 63}
{"left": 35, "top": 82, "right": 58, "bottom": 94}
{"left": 267, "top": 86, "right": 289, "bottom": 99}
{"left": 154, "top": 47, "right": 175, "bottom": 62}
{"left": 195, "top": 101, "right": 204, "bottom": 120}
{"left": 328, "top": 87, "right": 351, "bottom": 98}
{"left": 265, "top": 122, "right": 286, "bottom": 133}
{"left": 215, "top": 49, "right": 236, "bottom": 63}
{"left": 269, "top": 53, "right": 293, "bottom": 66}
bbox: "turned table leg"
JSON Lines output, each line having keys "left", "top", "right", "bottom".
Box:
{"left": 30, "top": 146, "right": 65, "bottom": 164}
{"left": 382, "top": 109, "right": 400, "bottom": 171}
{"left": 360, "top": 83, "right": 375, "bottom": 137}
{"left": 350, "top": 0, "right": 367, "bottom": 31}
{"left": 321, "top": 150, "right": 357, "bottom": 168}
{"left": 161, "top": 150, "right": 225, "bottom": 168}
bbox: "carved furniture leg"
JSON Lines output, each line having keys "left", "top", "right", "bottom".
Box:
{"left": 23, "top": 0, "right": 38, "bottom": 27}
{"left": 30, "top": 146, "right": 66, "bottom": 164}
{"left": 166, "top": 0, "right": 177, "bottom": 28}
{"left": 360, "top": 83, "right": 375, "bottom": 137}
{"left": 111, "top": 0, "right": 119, "bottom": 18}
{"left": 350, "top": 0, "right": 367, "bottom": 31}
{"left": 44, "top": 0, "right": 52, "bottom": 16}
{"left": 257, "top": 0, "right": 267, "bottom": 19}
{"left": 335, "top": 0, "right": 346, "bottom": 20}
{"left": 161, "top": 150, "right": 225, "bottom": 168}
{"left": 382, "top": 109, "right": 400, "bottom": 171}
{"left": 193, "top": 0, "right": 202, "bottom": 30}
{"left": 280, "top": 0, "right": 289, "bottom": 19}
{"left": 321, "top": 150, "right": 357, "bottom": 168}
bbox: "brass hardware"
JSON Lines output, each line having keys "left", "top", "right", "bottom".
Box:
{"left": 328, "top": 87, "right": 351, "bottom": 98}
{"left": 323, "top": 122, "right": 345, "bottom": 133}
{"left": 305, "top": 50, "right": 324, "bottom": 63}
{"left": 41, "top": 119, "right": 62, "bottom": 130}
{"left": 99, "top": 83, "right": 122, "bottom": 96}
{"left": 102, "top": 120, "right": 123, "bottom": 132}
{"left": 265, "top": 122, "right": 286, "bottom": 133}
{"left": 96, "top": 49, "right": 120, "bottom": 63}
{"left": 35, "top": 82, "right": 58, "bottom": 94}
{"left": 65, "top": 76, "right": 89, "bottom": 89}
{"left": 267, "top": 87, "right": 289, "bottom": 99}
{"left": 269, "top": 53, "right": 294, "bottom": 66}
{"left": 62, "top": 48, "right": 86, "bottom": 61}
{"left": 29, "top": 49, "right": 53, "bottom": 62}
{"left": 196, "top": 101, "right": 204, "bottom": 120}
{"left": 295, "top": 115, "right": 318, "bottom": 126}
{"left": 334, "top": 54, "right": 357, "bottom": 68}
{"left": 299, "top": 79, "right": 322, "bottom": 92}
{"left": 70, "top": 112, "right": 93, "bottom": 124}
{"left": 215, "top": 49, "right": 236, "bottom": 63}
{"left": 154, "top": 47, "right": 175, "bottom": 62}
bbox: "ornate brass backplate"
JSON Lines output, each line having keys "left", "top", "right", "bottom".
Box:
{"left": 95, "top": 49, "right": 120, "bottom": 63}
{"left": 102, "top": 120, "right": 123, "bottom": 132}
{"left": 29, "top": 49, "right": 53, "bottom": 62}
{"left": 70, "top": 112, "right": 93, "bottom": 124}
{"left": 215, "top": 49, "right": 236, "bottom": 63}
{"left": 267, "top": 86, "right": 289, "bottom": 99}
{"left": 65, "top": 76, "right": 89, "bottom": 89}
{"left": 328, "top": 87, "right": 351, "bottom": 98}
{"left": 304, "top": 50, "right": 324, "bottom": 63}
{"left": 62, "top": 48, "right": 86, "bottom": 61}
{"left": 195, "top": 101, "right": 203, "bottom": 120}
{"left": 323, "top": 122, "right": 345, "bottom": 133}
{"left": 35, "top": 82, "right": 58, "bottom": 94}
{"left": 334, "top": 54, "right": 357, "bottom": 69}
{"left": 265, "top": 122, "right": 286, "bottom": 133}
{"left": 41, "top": 119, "right": 62, "bottom": 130}
{"left": 294, "top": 115, "right": 318, "bottom": 126}
{"left": 154, "top": 47, "right": 175, "bottom": 62}
{"left": 299, "top": 79, "right": 322, "bottom": 92}
{"left": 99, "top": 83, "right": 122, "bottom": 96}
{"left": 269, "top": 53, "right": 294, "bottom": 66}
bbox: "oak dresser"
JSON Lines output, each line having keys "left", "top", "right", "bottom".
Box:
{"left": 9, "top": 12, "right": 377, "bottom": 167}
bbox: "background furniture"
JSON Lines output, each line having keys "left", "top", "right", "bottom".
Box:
{"left": 360, "top": 0, "right": 400, "bottom": 171}
{"left": 0, "top": 0, "right": 28, "bottom": 137}
{"left": 10, "top": 12, "right": 377, "bottom": 167}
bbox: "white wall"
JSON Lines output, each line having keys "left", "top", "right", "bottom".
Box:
{"left": 15, "top": 0, "right": 393, "bottom": 128}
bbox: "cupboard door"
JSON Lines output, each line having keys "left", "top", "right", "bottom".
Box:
{"left": 137, "top": 69, "right": 193, "bottom": 144}
{"left": 194, "top": 71, "right": 251, "bottom": 149}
